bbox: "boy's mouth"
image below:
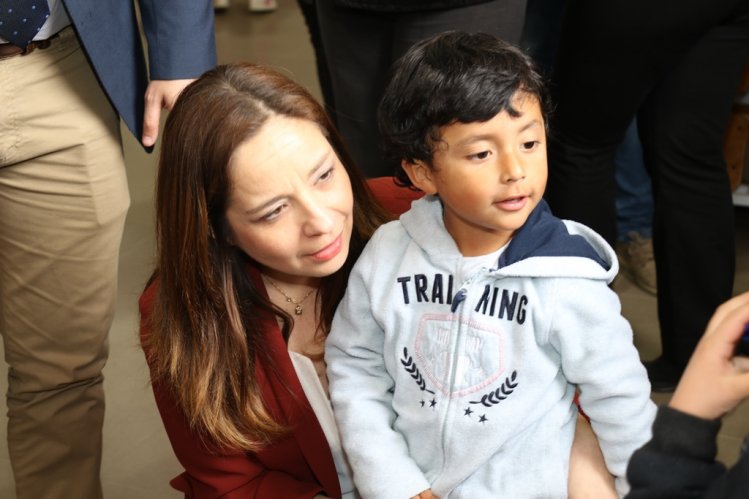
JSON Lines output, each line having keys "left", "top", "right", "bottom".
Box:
{"left": 495, "top": 195, "right": 528, "bottom": 211}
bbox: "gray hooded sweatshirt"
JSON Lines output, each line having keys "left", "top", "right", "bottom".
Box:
{"left": 326, "top": 195, "right": 656, "bottom": 498}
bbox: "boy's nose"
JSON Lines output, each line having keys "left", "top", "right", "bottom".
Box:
{"left": 499, "top": 155, "right": 525, "bottom": 183}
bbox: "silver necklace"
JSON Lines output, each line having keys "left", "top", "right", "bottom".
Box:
{"left": 265, "top": 277, "right": 316, "bottom": 315}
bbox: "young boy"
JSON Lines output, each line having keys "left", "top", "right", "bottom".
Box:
{"left": 325, "top": 31, "right": 656, "bottom": 499}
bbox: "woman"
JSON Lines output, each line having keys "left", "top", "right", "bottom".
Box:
{"left": 140, "top": 62, "right": 389, "bottom": 498}
{"left": 140, "top": 63, "right": 616, "bottom": 498}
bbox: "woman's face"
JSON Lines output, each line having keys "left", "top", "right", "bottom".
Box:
{"left": 225, "top": 116, "right": 354, "bottom": 285}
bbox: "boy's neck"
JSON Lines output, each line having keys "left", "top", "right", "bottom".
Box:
{"left": 446, "top": 223, "right": 515, "bottom": 257}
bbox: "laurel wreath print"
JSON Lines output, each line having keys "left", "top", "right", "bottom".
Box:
{"left": 400, "top": 347, "right": 435, "bottom": 394}
{"left": 469, "top": 370, "right": 518, "bottom": 407}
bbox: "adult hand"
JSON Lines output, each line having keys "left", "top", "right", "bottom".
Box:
{"left": 669, "top": 291, "right": 749, "bottom": 420}
{"left": 142, "top": 78, "right": 195, "bottom": 147}
{"left": 567, "top": 414, "right": 616, "bottom": 499}
{"left": 410, "top": 489, "right": 439, "bottom": 499}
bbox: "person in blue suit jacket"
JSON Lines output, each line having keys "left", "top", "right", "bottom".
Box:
{"left": 0, "top": 2, "right": 216, "bottom": 498}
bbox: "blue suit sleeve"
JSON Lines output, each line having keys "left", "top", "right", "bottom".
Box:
{"left": 137, "top": 0, "right": 217, "bottom": 80}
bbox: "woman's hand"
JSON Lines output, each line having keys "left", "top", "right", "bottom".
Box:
{"left": 410, "top": 489, "right": 439, "bottom": 499}
{"left": 669, "top": 291, "right": 749, "bottom": 420}
{"left": 567, "top": 413, "right": 617, "bottom": 499}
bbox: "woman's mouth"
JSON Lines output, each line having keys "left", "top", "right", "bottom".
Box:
{"left": 309, "top": 234, "right": 343, "bottom": 262}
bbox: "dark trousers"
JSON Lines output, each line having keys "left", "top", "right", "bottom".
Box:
{"left": 545, "top": 0, "right": 749, "bottom": 368}
{"left": 297, "top": 0, "right": 337, "bottom": 119}
{"left": 315, "top": 0, "right": 527, "bottom": 178}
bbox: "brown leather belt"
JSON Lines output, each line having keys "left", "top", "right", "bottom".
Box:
{"left": 0, "top": 34, "right": 59, "bottom": 61}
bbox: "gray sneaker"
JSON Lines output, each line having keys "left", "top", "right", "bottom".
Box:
{"left": 616, "top": 232, "right": 657, "bottom": 295}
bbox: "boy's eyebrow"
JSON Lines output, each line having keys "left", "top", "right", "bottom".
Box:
{"left": 453, "top": 119, "right": 544, "bottom": 148}
{"left": 454, "top": 134, "right": 495, "bottom": 148}
{"left": 517, "top": 119, "right": 543, "bottom": 133}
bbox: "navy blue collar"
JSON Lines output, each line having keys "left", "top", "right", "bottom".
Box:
{"left": 497, "top": 200, "right": 609, "bottom": 270}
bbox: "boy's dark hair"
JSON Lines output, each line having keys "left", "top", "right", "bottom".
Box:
{"left": 378, "top": 31, "right": 549, "bottom": 187}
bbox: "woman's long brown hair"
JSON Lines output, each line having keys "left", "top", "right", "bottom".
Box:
{"left": 144, "top": 63, "right": 391, "bottom": 451}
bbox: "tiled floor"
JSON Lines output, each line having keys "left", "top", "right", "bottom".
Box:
{"left": 0, "top": 1, "right": 748, "bottom": 497}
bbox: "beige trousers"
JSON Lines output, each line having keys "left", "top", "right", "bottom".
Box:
{"left": 0, "top": 27, "right": 130, "bottom": 499}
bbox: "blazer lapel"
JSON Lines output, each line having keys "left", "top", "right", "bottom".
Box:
{"left": 250, "top": 268, "right": 342, "bottom": 498}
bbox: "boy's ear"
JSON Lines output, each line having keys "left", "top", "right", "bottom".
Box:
{"left": 402, "top": 159, "right": 437, "bottom": 195}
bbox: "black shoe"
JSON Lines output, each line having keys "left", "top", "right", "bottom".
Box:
{"left": 643, "top": 357, "right": 682, "bottom": 392}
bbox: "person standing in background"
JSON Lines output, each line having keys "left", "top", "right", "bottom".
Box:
{"left": 614, "top": 121, "right": 657, "bottom": 296}
{"left": 544, "top": 0, "right": 749, "bottom": 391}
{"left": 297, "top": 0, "right": 336, "bottom": 120}
{"left": 314, "top": 0, "right": 528, "bottom": 178}
{"left": 0, "top": 1, "right": 216, "bottom": 498}
{"left": 520, "top": 0, "right": 657, "bottom": 296}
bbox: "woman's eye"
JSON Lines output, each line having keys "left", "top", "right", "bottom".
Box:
{"left": 318, "top": 167, "right": 334, "bottom": 182}
{"left": 261, "top": 205, "right": 285, "bottom": 222}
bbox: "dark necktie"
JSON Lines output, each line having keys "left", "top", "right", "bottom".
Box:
{"left": 0, "top": 1, "right": 51, "bottom": 49}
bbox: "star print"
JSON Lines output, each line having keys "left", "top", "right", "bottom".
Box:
{"left": 429, "top": 399, "right": 437, "bottom": 408}
{"left": 420, "top": 400, "right": 425, "bottom": 407}
{"left": 478, "top": 414, "right": 488, "bottom": 424}
{"left": 464, "top": 407, "right": 473, "bottom": 417}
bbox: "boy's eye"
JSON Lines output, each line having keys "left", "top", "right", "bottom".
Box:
{"left": 521, "top": 141, "right": 540, "bottom": 151}
{"left": 468, "top": 150, "right": 491, "bottom": 160}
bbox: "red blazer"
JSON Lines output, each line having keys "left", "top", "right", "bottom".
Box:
{"left": 141, "top": 273, "right": 340, "bottom": 498}
{"left": 140, "top": 178, "right": 422, "bottom": 498}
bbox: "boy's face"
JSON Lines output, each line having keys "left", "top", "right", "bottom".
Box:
{"left": 404, "top": 93, "right": 547, "bottom": 257}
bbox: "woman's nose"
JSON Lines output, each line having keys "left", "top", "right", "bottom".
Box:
{"left": 301, "top": 198, "right": 334, "bottom": 236}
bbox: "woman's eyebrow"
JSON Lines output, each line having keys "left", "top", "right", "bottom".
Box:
{"left": 244, "top": 150, "right": 335, "bottom": 216}
{"left": 305, "top": 150, "right": 334, "bottom": 179}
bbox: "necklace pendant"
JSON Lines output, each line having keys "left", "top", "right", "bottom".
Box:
{"left": 285, "top": 297, "right": 293, "bottom": 303}
{"left": 294, "top": 305, "right": 303, "bottom": 315}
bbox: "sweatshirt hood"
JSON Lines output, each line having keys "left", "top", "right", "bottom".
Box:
{"left": 399, "top": 195, "right": 616, "bottom": 282}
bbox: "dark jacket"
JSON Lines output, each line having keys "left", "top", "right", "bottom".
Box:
{"left": 627, "top": 406, "right": 749, "bottom": 498}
